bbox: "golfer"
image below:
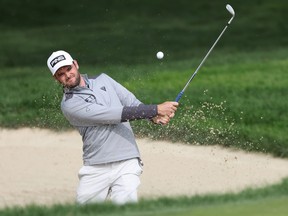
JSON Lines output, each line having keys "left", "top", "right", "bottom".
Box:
{"left": 47, "top": 50, "right": 178, "bottom": 205}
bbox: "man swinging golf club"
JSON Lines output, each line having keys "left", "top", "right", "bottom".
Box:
{"left": 47, "top": 50, "right": 178, "bottom": 205}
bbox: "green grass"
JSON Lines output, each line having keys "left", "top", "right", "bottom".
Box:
{"left": 154, "top": 197, "right": 288, "bottom": 216}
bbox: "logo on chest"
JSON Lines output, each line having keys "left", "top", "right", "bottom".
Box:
{"left": 84, "top": 95, "right": 95, "bottom": 103}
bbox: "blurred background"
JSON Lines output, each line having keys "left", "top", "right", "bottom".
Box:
{"left": 1, "top": 0, "right": 287, "bottom": 66}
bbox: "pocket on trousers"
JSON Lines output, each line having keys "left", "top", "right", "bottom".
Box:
{"left": 78, "top": 165, "right": 98, "bottom": 178}
{"left": 136, "top": 158, "right": 144, "bottom": 175}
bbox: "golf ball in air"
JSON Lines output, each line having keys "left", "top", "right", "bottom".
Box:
{"left": 156, "top": 51, "right": 164, "bottom": 59}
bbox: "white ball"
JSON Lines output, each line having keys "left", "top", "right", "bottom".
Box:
{"left": 156, "top": 51, "right": 164, "bottom": 59}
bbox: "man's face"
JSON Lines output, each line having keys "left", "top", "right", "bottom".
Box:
{"left": 54, "top": 61, "right": 81, "bottom": 88}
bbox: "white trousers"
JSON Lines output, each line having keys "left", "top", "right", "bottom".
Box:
{"left": 76, "top": 158, "right": 143, "bottom": 205}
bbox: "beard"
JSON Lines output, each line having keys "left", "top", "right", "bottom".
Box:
{"left": 64, "top": 72, "right": 81, "bottom": 88}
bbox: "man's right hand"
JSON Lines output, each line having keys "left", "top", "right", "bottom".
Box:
{"left": 157, "top": 101, "right": 179, "bottom": 117}
{"left": 153, "top": 101, "right": 179, "bottom": 125}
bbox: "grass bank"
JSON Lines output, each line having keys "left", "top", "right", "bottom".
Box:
{"left": 1, "top": 178, "right": 288, "bottom": 216}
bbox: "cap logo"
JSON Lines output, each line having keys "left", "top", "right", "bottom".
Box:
{"left": 50, "top": 55, "right": 66, "bottom": 68}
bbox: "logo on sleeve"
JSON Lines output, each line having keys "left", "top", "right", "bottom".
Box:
{"left": 100, "top": 86, "right": 106, "bottom": 91}
{"left": 50, "top": 55, "right": 66, "bottom": 67}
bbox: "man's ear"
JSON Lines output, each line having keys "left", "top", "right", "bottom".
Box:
{"left": 53, "top": 75, "right": 61, "bottom": 84}
{"left": 53, "top": 74, "right": 58, "bottom": 81}
{"left": 73, "top": 60, "right": 79, "bottom": 70}
{"left": 53, "top": 71, "right": 61, "bottom": 83}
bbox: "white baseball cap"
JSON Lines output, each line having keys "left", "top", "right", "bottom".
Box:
{"left": 47, "top": 50, "right": 74, "bottom": 75}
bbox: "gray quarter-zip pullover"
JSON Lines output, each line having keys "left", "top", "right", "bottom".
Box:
{"left": 61, "top": 73, "right": 157, "bottom": 165}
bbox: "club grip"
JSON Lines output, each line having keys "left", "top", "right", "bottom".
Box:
{"left": 175, "top": 91, "right": 184, "bottom": 102}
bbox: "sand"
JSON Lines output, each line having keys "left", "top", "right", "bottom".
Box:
{"left": 1, "top": 128, "right": 288, "bottom": 208}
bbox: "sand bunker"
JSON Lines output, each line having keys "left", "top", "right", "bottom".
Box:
{"left": 1, "top": 128, "right": 288, "bottom": 208}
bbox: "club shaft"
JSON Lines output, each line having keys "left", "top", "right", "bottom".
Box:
{"left": 175, "top": 23, "right": 230, "bottom": 102}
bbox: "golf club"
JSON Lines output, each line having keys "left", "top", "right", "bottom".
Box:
{"left": 175, "top": 4, "right": 235, "bottom": 102}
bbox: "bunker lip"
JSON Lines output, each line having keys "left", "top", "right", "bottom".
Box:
{"left": 1, "top": 128, "right": 288, "bottom": 208}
